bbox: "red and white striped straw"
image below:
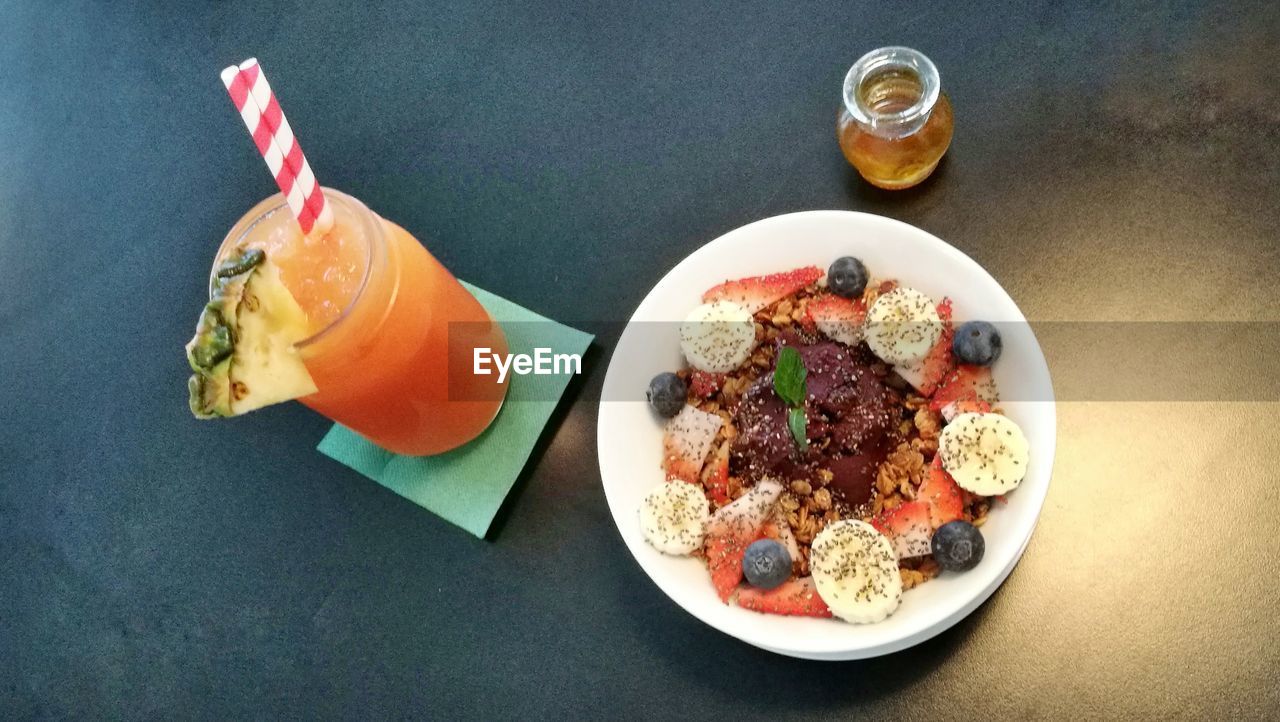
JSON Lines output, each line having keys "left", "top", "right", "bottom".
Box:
{"left": 220, "top": 58, "right": 334, "bottom": 236}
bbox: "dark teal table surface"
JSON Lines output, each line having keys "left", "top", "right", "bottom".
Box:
{"left": 3, "top": 1, "right": 1278, "bottom": 719}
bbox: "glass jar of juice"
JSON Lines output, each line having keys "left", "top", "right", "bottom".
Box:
{"left": 211, "top": 189, "right": 508, "bottom": 455}
{"left": 837, "top": 46, "right": 954, "bottom": 190}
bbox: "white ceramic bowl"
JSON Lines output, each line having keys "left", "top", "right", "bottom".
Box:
{"left": 597, "top": 211, "right": 1056, "bottom": 660}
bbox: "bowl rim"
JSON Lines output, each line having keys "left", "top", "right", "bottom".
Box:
{"left": 597, "top": 210, "right": 1056, "bottom": 659}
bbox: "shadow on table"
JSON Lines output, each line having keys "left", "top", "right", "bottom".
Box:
{"left": 484, "top": 340, "right": 603, "bottom": 540}
{"left": 627, "top": 579, "right": 1000, "bottom": 710}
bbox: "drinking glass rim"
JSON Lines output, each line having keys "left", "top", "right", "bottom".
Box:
{"left": 208, "top": 187, "right": 382, "bottom": 349}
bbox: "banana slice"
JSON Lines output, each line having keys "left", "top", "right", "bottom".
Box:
{"left": 640, "top": 481, "right": 710, "bottom": 555}
{"left": 809, "top": 519, "right": 902, "bottom": 624}
{"left": 864, "top": 287, "right": 942, "bottom": 364}
{"left": 680, "top": 301, "right": 756, "bottom": 373}
{"left": 938, "top": 412, "right": 1030, "bottom": 496}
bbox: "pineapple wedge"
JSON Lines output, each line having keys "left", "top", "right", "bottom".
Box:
{"left": 186, "top": 248, "right": 317, "bottom": 418}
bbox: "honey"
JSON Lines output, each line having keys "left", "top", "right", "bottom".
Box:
{"left": 837, "top": 47, "right": 954, "bottom": 190}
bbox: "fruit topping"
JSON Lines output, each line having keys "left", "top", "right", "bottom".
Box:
{"left": 647, "top": 372, "right": 687, "bottom": 418}
{"left": 931, "top": 520, "right": 985, "bottom": 572}
{"left": 953, "top": 320, "right": 1002, "bottom": 366}
{"left": 704, "top": 479, "right": 784, "bottom": 601}
{"left": 702, "top": 266, "right": 823, "bottom": 314}
{"left": 893, "top": 298, "right": 954, "bottom": 396}
{"left": 809, "top": 520, "right": 902, "bottom": 624}
{"left": 742, "top": 538, "right": 792, "bottom": 590}
{"left": 864, "top": 286, "right": 943, "bottom": 364}
{"left": 929, "top": 364, "right": 998, "bottom": 414}
{"left": 679, "top": 301, "right": 756, "bottom": 373}
{"left": 938, "top": 412, "right": 1030, "bottom": 496}
{"left": 186, "top": 248, "right": 317, "bottom": 419}
{"left": 688, "top": 370, "right": 725, "bottom": 398}
{"left": 917, "top": 456, "right": 964, "bottom": 528}
{"left": 737, "top": 576, "right": 832, "bottom": 618}
{"left": 701, "top": 442, "right": 732, "bottom": 507}
{"left": 640, "top": 481, "right": 710, "bottom": 556}
{"left": 870, "top": 500, "right": 933, "bottom": 559}
{"left": 939, "top": 396, "right": 993, "bottom": 422}
{"left": 662, "top": 405, "right": 722, "bottom": 484}
{"left": 807, "top": 294, "right": 867, "bottom": 347}
{"left": 827, "top": 256, "right": 869, "bottom": 299}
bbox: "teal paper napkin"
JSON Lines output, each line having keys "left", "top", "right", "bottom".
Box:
{"left": 317, "top": 282, "right": 593, "bottom": 537}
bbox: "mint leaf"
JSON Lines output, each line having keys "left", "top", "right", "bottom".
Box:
{"left": 773, "top": 346, "right": 807, "bottom": 407}
{"left": 775, "top": 347, "right": 809, "bottom": 452}
{"left": 787, "top": 406, "right": 808, "bottom": 452}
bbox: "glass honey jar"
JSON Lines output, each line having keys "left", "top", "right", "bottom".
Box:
{"left": 837, "top": 47, "right": 954, "bottom": 190}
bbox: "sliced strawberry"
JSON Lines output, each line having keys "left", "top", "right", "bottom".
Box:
{"left": 736, "top": 576, "right": 832, "bottom": 618}
{"left": 870, "top": 500, "right": 933, "bottom": 559}
{"left": 702, "top": 266, "right": 823, "bottom": 314}
{"left": 894, "top": 298, "right": 955, "bottom": 396}
{"left": 939, "top": 396, "right": 993, "bottom": 422}
{"left": 806, "top": 294, "right": 867, "bottom": 346}
{"left": 706, "top": 534, "right": 748, "bottom": 602}
{"left": 929, "top": 364, "right": 998, "bottom": 413}
{"left": 704, "top": 479, "right": 784, "bottom": 602}
{"left": 918, "top": 299, "right": 956, "bottom": 395}
{"left": 688, "top": 370, "right": 725, "bottom": 399}
{"left": 662, "top": 405, "right": 722, "bottom": 484}
{"left": 918, "top": 456, "right": 963, "bottom": 528}
{"left": 936, "top": 298, "right": 953, "bottom": 322}
{"left": 701, "top": 443, "right": 732, "bottom": 507}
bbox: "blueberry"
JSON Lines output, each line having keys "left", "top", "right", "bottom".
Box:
{"left": 646, "top": 372, "right": 687, "bottom": 418}
{"left": 828, "top": 256, "right": 869, "bottom": 299}
{"left": 952, "top": 321, "right": 1003, "bottom": 366}
{"left": 931, "top": 521, "right": 985, "bottom": 572}
{"left": 742, "top": 539, "right": 792, "bottom": 589}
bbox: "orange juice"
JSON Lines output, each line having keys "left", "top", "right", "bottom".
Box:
{"left": 213, "top": 188, "right": 508, "bottom": 455}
